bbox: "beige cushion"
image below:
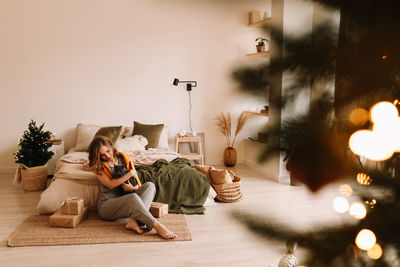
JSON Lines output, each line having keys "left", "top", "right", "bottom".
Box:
{"left": 74, "top": 124, "right": 101, "bottom": 151}
{"left": 210, "top": 168, "right": 233, "bottom": 185}
{"left": 195, "top": 165, "right": 212, "bottom": 182}
{"left": 114, "top": 135, "right": 148, "bottom": 153}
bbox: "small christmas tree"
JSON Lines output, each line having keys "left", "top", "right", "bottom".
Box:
{"left": 14, "top": 120, "right": 54, "bottom": 168}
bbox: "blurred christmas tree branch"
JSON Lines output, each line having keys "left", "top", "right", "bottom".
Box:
{"left": 230, "top": 0, "right": 400, "bottom": 265}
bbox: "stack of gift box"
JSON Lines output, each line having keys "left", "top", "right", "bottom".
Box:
{"left": 49, "top": 197, "right": 88, "bottom": 228}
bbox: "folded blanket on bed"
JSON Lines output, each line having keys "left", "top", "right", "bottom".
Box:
{"left": 136, "top": 157, "right": 210, "bottom": 214}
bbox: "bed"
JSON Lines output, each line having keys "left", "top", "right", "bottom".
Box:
{"left": 37, "top": 123, "right": 215, "bottom": 215}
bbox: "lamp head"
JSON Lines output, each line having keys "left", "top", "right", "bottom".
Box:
{"left": 172, "top": 78, "right": 197, "bottom": 90}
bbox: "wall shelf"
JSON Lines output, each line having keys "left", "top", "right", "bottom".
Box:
{"left": 246, "top": 50, "right": 270, "bottom": 57}
{"left": 248, "top": 17, "right": 272, "bottom": 27}
{"left": 244, "top": 111, "right": 268, "bottom": 117}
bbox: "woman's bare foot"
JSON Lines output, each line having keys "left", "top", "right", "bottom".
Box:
{"left": 125, "top": 218, "right": 143, "bottom": 234}
{"left": 153, "top": 220, "right": 177, "bottom": 239}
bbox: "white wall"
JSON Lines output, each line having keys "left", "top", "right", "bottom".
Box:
{"left": 0, "top": 0, "right": 269, "bottom": 172}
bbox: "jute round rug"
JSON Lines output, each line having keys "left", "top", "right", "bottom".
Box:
{"left": 7, "top": 213, "right": 192, "bottom": 247}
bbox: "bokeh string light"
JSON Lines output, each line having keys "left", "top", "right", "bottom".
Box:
{"left": 367, "top": 243, "right": 383, "bottom": 260}
{"left": 349, "top": 101, "right": 400, "bottom": 161}
{"left": 356, "top": 173, "right": 372, "bottom": 185}
{"left": 349, "top": 202, "right": 367, "bottom": 219}
{"left": 355, "top": 229, "right": 376, "bottom": 250}
{"left": 339, "top": 184, "right": 353, "bottom": 196}
{"left": 365, "top": 198, "right": 377, "bottom": 208}
{"left": 332, "top": 196, "right": 349, "bottom": 213}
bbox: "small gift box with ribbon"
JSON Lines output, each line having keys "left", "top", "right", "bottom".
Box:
{"left": 60, "top": 197, "right": 84, "bottom": 215}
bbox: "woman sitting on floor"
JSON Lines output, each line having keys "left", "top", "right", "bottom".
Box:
{"left": 88, "top": 136, "right": 176, "bottom": 239}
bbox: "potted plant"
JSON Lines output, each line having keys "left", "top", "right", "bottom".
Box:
{"left": 255, "top": 37, "right": 268, "bottom": 52}
{"left": 215, "top": 112, "right": 249, "bottom": 167}
{"left": 14, "top": 120, "right": 54, "bottom": 191}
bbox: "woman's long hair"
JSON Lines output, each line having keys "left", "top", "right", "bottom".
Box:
{"left": 88, "top": 136, "right": 118, "bottom": 175}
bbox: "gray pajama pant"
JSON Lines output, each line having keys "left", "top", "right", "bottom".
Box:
{"left": 97, "top": 182, "right": 156, "bottom": 229}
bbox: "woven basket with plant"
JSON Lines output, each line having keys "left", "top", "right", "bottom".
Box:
{"left": 14, "top": 120, "right": 54, "bottom": 191}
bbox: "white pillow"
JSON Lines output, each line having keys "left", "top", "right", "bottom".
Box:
{"left": 157, "top": 126, "right": 169, "bottom": 150}
{"left": 121, "top": 125, "right": 169, "bottom": 150}
{"left": 74, "top": 124, "right": 101, "bottom": 151}
{"left": 115, "top": 135, "right": 148, "bottom": 154}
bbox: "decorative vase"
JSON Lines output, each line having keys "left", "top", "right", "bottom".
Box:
{"left": 224, "top": 147, "right": 237, "bottom": 167}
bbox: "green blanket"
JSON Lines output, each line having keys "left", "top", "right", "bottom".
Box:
{"left": 136, "top": 157, "right": 210, "bottom": 214}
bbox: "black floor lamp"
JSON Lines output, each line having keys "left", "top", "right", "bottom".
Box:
{"left": 173, "top": 78, "right": 197, "bottom": 134}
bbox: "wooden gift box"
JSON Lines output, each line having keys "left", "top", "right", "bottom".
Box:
{"left": 49, "top": 206, "right": 88, "bottom": 228}
{"left": 150, "top": 202, "right": 168, "bottom": 218}
{"left": 60, "top": 198, "right": 84, "bottom": 215}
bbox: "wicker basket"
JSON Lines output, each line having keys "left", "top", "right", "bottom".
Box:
{"left": 20, "top": 164, "right": 48, "bottom": 191}
{"left": 212, "top": 175, "right": 243, "bottom": 203}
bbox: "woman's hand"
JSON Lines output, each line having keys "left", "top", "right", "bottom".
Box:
{"left": 122, "top": 180, "right": 139, "bottom": 192}
{"left": 128, "top": 169, "right": 137, "bottom": 178}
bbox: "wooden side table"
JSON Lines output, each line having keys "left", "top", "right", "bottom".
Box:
{"left": 174, "top": 133, "right": 205, "bottom": 165}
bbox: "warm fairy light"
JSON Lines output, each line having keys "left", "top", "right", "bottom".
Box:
{"left": 349, "top": 108, "right": 369, "bottom": 126}
{"left": 357, "top": 173, "right": 372, "bottom": 185}
{"left": 349, "top": 130, "right": 373, "bottom": 156}
{"left": 365, "top": 199, "right": 377, "bottom": 208}
{"left": 339, "top": 184, "right": 353, "bottom": 197}
{"left": 373, "top": 118, "right": 400, "bottom": 152}
{"left": 394, "top": 99, "right": 399, "bottom": 105}
{"left": 371, "top": 124, "right": 397, "bottom": 160}
{"left": 348, "top": 130, "right": 393, "bottom": 160}
{"left": 382, "top": 55, "right": 387, "bottom": 60}
{"left": 355, "top": 229, "right": 376, "bottom": 250}
{"left": 349, "top": 127, "right": 394, "bottom": 161}
{"left": 389, "top": 119, "right": 400, "bottom": 151}
{"left": 367, "top": 243, "right": 383, "bottom": 260}
{"left": 370, "top": 101, "right": 398, "bottom": 125}
{"left": 350, "top": 101, "right": 400, "bottom": 160}
{"left": 349, "top": 202, "right": 367, "bottom": 219}
{"left": 333, "top": 196, "right": 349, "bottom": 213}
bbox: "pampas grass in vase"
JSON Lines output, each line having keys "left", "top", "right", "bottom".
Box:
{"left": 216, "top": 112, "right": 249, "bottom": 167}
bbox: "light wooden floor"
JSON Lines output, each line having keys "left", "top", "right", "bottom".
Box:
{"left": 0, "top": 164, "right": 346, "bottom": 267}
